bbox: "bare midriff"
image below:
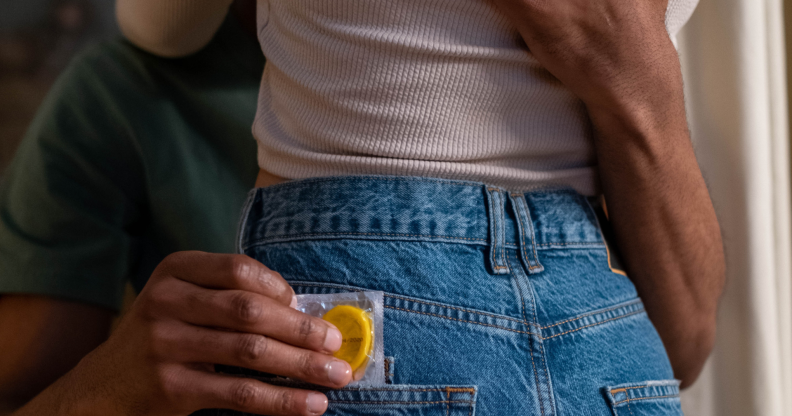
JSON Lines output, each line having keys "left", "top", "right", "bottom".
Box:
{"left": 255, "top": 168, "right": 289, "bottom": 188}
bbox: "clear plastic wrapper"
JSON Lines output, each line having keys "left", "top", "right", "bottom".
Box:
{"left": 296, "top": 291, "right": 385, "bottom": 386}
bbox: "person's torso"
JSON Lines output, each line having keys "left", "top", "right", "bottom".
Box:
{"left": 253, "top": 0, "right": 698, "bottom": 195}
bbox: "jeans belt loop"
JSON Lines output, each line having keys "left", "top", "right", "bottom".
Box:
{"left": 508, "top": 192, "right": 545, "bottom": 274}
{"left": 484, "top": 186, "right": 510, "bottom": 275}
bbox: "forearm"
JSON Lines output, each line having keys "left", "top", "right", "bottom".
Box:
{"left": 8, "top": 345, "right": 124, "bottom": 416}
{"left": 587, "top": 64, "right": 725, "bottom": 387}
{"left": 116, "top": 0, "right": 233, "bottom": 57}
{"left": 0, "top": 296, "right": 113, "bottom": 413}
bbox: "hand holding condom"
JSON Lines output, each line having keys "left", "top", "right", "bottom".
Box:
{"left": 296, "top": 291, "right": 385, "bottom": 385}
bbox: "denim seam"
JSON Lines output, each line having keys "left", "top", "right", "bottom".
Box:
{"left": 246, "top": 235, "right": 604, "bottom": 250}
{"left": 258, "top": 176, "right": 487, "bottom": 194}
{"left": 543, "top": 309, "right": 645, "bottom": 340}
{"left": 289, "top": 281, "right": 534, "bottom": 328}
{"left": 384, "top": 305, "right": 540, "bottom": 336}
{"left": 244, "top": 232, "right": 488, "bottom": 249}
{"left": 521, "top": 252, "right": 555, "bottom": 416}
{"left": 536, "top": 242, "right": 604, "bottom": 246}
{"left": 386, "top": 293, "right": 535, "bottom": 327}
{"left": 445, "top": 387, "right": 476, "bottom": 393}
{"left": 444, "top": 387, "right": 475, "bottom": 416}
{"left": 334, "top": 388, "right": 473, "bottom": 392}
{"left": 541, "top": 299, "right": 642, "bottom": 329}
{"left": 506, "top": 252, "right": 545, "bottom": 416}
{"left": 613, "top": 394, "right": 680, "bottom": 406}
{"left": 610, "top": 385, "right": 648, "bottom": 393}
{"left": 293, "top": 281, "right": 641, "bottom": 340}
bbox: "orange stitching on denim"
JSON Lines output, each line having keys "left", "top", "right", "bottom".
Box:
{"left": 444, "top": 387, "right": 476, "bottom": 393}
{"left": 443, "top": 385, "right": 476, "bottom": 416}
{"left": 610, "top": 385, "right": 648, "bottom": 394}
{"left": 385, "top": 293, "right": 533, "bottom": 326}
{"left": 613, "top": 394, "right": 680, "bottom": 406}
{"left": 544, "top": 309, "right": 645, "bottom": 340}
{"left": 541, "top": 299, "right": 642, "bottom": 329}
{"left": 384, "top": 305, "right": 539, "bottom": 336}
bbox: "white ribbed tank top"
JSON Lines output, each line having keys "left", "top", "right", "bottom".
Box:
{"left": 254, "top": 0, "right": 698, "bottom": 195}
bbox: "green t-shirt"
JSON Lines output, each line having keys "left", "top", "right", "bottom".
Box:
{"left": 0, "top": 16, "right": 263, "bottom": 311}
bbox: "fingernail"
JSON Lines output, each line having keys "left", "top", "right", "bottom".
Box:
{"left": 290, "top": 295, "right": 298, "bottom": 309}
{"left": 326, "top": 360, "right": 351, "bottom": 385}
{"left": 324, "top": 327, "right": 342, "bottom": 352}
{"left": 306, "top": 392, "right": 328, "bottom": 415}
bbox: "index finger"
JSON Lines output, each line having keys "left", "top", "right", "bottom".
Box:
{"left": 158, "top": 251, "right": 296, "bottom": 307}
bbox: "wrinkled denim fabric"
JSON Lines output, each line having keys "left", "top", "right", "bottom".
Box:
{"left": 202, "top": 175, "right": 681, "bottom": 416}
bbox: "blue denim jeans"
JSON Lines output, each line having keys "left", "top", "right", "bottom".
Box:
{"left": 216, "top": 175, "right": 681, "bottom": 415}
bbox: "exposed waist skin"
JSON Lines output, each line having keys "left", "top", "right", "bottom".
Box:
{"left": 256, "top": 168, "right": 288, "bottom": 188}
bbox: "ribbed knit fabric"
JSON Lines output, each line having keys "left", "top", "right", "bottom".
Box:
{"left": 115, "top": 0, "right": 700, "bottom": 195}
{"left": 254, "top": 0, "right": 699, "bottom": 195}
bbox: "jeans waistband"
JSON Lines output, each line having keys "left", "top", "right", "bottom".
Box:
{"left": 238, "top": 176, "right": 605, "bottom": 275}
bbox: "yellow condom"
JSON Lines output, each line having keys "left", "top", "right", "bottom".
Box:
{"left": 322, "top": 305, "right": 373, "bottom": 372}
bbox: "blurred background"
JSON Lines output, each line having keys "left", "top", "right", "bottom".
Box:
{"left": 0, "top": 0, "right": 117, "bottom": 177}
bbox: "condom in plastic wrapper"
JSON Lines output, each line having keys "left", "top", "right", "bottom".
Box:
{"left": 296, "top": 291, "right": 384, "bottom": 386}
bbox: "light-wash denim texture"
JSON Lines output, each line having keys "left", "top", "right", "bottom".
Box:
{"left": 201, "top": 175, "right": 682, "bottom": 416}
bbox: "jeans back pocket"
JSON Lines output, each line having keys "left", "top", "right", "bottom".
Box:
{"left": 604, "top": 380, "right": 682, "bottom": 415}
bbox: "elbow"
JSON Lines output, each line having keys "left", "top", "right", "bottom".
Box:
{"left": 116, "top": 13, "right": 200, "bottom": 58}
{"left": 115, "top": 0, "right": 232, "bottom": 58}
{"left": 673, "top": 314, "right": 717, "bottom": 389}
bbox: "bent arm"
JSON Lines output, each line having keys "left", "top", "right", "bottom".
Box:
{"left": 0, "top": 295, "right": 113, "bottom": 413}
{"left": 116, "top": 0, "right": 233, "bottom": 57}
{"left": 587, "top": 62, "right": 726, "bottom": 388}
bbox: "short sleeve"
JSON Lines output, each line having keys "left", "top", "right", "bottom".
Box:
{"left": 0, "top": 48, "right": 147, "bottom": 311}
